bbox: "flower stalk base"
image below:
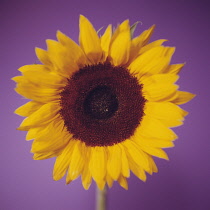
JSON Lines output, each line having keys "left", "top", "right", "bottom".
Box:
{"left": 96, "top": 186, "right": 107, "bottom": 210}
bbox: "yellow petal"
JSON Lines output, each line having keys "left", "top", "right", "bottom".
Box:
{"left": 128, "top": 157, "right": 147, "bottom": 182}
{"left": 119, "top": 144, "right": 130, "bottom": 178}
{"left": 18, "top": 103, "right": 60, "bottom": 130}
{"left": 141, "top": 74, "right": 179, "bottom": 85}
{"left": 165, "top": 63, "right": 185, "bottom": 74}
{"left": 109, "top": 20, "right": 131, "bottom": 66}
{"left": 107, "top": 144, "right": 121, "bottom": 180}
{"left": 12, "top": 76, "right": 24, "bottom": 83}
{"left": 79, "top": 15, "right": 102, "bottom": 64}
{"left": 66, "top": 141, "right": 84, "bottom": 183}
{"left": 33, "top": 150, "right": 61, "bottom": 160}
{"left": 172, "top": 91, "right": 196, "bottom": 105}
{"left": 14, "top": 76, "right": 61, "bottom": 103}
{"left": 31, "top": 119, "right": 70, "bottom": 153}
{"left": 106, "top": 173, "right": 114, "bottom": 188}
{"left": 133, "top": 135, "right": 174, "bottom": 148}
{"left": 15, "top": 101, "right": 44, "bottom": 117}
{"left": 141, "top": 74, "right": 179, "bottom": 102}
{"left": 89, "top": 146, "right": 106, "bottom": 182}
{"left": 35, "top": 48, "right": 52, "bottom": 66}
{"left": 138, "top": 116, "right": 177, "bottom": 140}
{"left": 139, "top": 39, "right": 167, "bottom": 54}
{"left": 96, "top": 180, "right": 106, "bottom": 190}
{"left": 26, "top": 126, "right": 48, "bottom": 141}
{"left": 18, "top": 64, "right": 50, "bottom": 73}
{"left": 129, "top": 25, "right": 155, "bottom": 61}
{"left": 81, "top": 148, "right": 92, "bottom": 190}
{"left": 123, "top": 140, "right": 150, "bottom": 173}
{"left": 56, "top": 30, "right": 87, "bottom": 67}
{"left": 111, "top": 20, "right": 130, "bottom": 42}
{"left": 53, "top": 140, "right": 76, "bottom": 181}
{"left": 132, "top": 57, "right": 170, "bottom": 77}
{"left": 100, "top": 24, "right": 112, "bottom": 61}
{"left": 143, "top": 82, "right": 178, "bottom": 102}
{"left": 141, "top": 74, "right": 179, "bottom": 86}
{"left": 165, "top": 47, "right": 176, "bottom": 57}
{"left": 118, "top": 175, "right": 128, "bottom": 190}
{"left": 144, "top": 101, "right": 186, "bottom": 127}
{"left": 129, "top": 46, "right": 175, "bottom": 77}
{"left": 26, "top": 127, "right": 40, "bottom": 141}
{"left": 46, "top": 39, "right": 79, "bottom": 78}
{"left": 26, "top": 122, "right": 54, "bottom": 140}
{"left": 22, "top": 69, "right": 66, "bottom": 89}
{"left": 147, "top": 155, "right": 158, "bottom": 173}
{"left": 140, "top": 145, "right": 169, "bottom": 160}
{"left": 134, "top": 25, "right": 155, "bottom": 45}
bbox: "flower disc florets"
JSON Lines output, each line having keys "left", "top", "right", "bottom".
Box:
{"left": 60, "top": 62, "right": 146, "bottom": 146}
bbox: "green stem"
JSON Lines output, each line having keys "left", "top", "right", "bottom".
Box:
{"left": 96, "top": 186, "right": 107, "bottom": 210}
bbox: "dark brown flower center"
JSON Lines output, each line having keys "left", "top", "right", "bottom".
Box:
{"left": 60, "top": 62, "right": 146, "bottom": 147}
{"left": 84, "top": 85, "right": 118, "bottom": 120}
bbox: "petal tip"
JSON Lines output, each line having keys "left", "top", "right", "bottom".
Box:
{"left": 79, "top": 14, "right": 88, "bottom": 23}
{"left": 56, "top": 30, "right": 62, "bottom": 37}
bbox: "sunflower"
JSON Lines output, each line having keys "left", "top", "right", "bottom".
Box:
{"left": 13, "top": 15, "right": 195, "bottom": 190}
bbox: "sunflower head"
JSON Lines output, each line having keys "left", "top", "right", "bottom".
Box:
{"left": 13, "top": 15, "right": 195, "bottom": 190}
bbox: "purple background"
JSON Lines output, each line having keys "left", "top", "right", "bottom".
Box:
{"left": 1, "top": 0, "right": 209, "bottom": 209}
